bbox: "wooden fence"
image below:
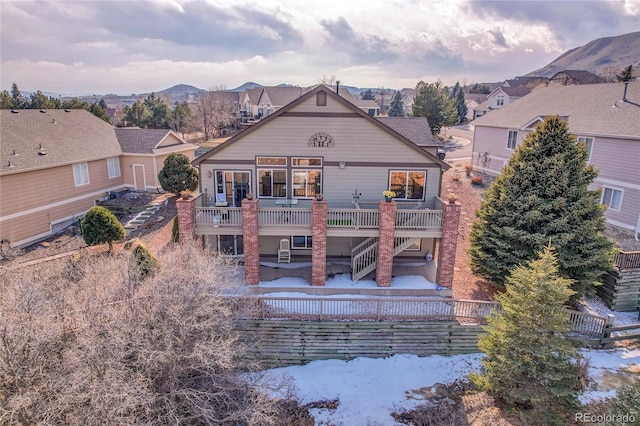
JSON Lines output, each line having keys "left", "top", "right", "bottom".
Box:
{"left": 615, "top": 251, "right": 640, "bottom": 270}
{"left": 235, "top": 320, "right": 484, "bottom": 367}
{"left": 228, "top": 296, "right": 639, "bottom": 367}
{"left": 598, "top": 251, "right": 640, "bottom": 312}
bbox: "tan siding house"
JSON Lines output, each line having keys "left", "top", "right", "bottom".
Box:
{"left": 472, "top": 82, "right": 640, "bottom": 234}
{"left": 1, "top": 111, "right": 198, "bottom": 248}
{"left": 0, "top": 109, "right": 124, "bottom": 247}
{"left": 188, "top": 85, "right": 460, "bottom": 289}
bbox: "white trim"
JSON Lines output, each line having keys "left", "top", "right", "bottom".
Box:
{"left": 594, "top": 177, "right": 640, "bottom": 191}
{"left": 0, "top": 186, "right": 124, "bottom": 222}
{"left": 605, "top": 218, "right": 635, "bottom": 232}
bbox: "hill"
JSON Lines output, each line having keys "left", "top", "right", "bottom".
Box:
{"left": 156, "top": 83, "right": 205, "bottom": 96}
{"left": 526, "top": 31, "right": 640, "bottom": 80}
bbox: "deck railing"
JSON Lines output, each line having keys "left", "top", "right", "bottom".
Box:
{"left": 194, "top": 207, "right": 243, "bottom": 227}
{"left": 395, "top": 210, "right": 443, "bottom": 229}
{"left": 327, "top": 208, "right": 380, "bottom": 229}
{"left": 230, "top": 296, "right": 608, "bottom": 336}
{"left": 614, "top": 251, "right": 640, "bottom": 270}
{"left": 257, "top": 208, "right": 313, "bottom": 228}
{"left": 194, "top": 205, "right": 443, "bottom": 231}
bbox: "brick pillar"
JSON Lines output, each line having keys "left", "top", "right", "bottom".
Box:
{"left": 176, "top": 196, "right": 196, "bottom": 243}
{"left": 311, "top": 199, "right": 328, "bottom": 286}
{"left": 436, "top": 201, "right": 462, "bottom": 288}
{"left": 242, "top": 198, "right": 260, "bottom": 285}
{"left": 376, "top": 200, "right": 396, "bottom": 287}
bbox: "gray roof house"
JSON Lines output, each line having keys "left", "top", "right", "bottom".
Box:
{"left": 471, "top": 81, "right": 640, "bottom": 234}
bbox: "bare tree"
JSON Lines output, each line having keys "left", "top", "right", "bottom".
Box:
{"left": 0, "top": 245, "right": 290, "bottom": 425}
{"left": 194, "top": 85, "right": 236, "bottom": 141}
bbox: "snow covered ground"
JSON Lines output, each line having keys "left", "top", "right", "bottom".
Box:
{"left": 249, "top": 274, "right": 640, "bottom": 425}
{"left": 261, "top": 348, "right": 640, "bottom": 426}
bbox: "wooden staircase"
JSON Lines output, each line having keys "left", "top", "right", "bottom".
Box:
{"left": 351, "top": 236, "right": 420, "bottom": 280}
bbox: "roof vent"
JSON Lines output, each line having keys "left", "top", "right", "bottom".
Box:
{"left": 51, "top": 118, "right": 56, "bottom": 124}
{"left": 40, "top": 109, "right": 47, "bottom": 113}
{"left": 10, "top": 110, "right": 18, "bottom": 114}
{"left": 11, "top": 149, "right": 18, "bottom": 156}
{"left": 6, "top": 161, "right": 14, "bottom": 168}
{"left": 38, "top": 149, "right": 47, "bottom": 156}
{"left": 64, "top": 109, "right": 71, "bottom": 112}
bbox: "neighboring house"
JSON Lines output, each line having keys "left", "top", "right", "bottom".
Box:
{"left": 1, "top": 109, "right": 124, "bottom": 248}
{"left": 255, "top": 86, "right": 305, "bottom": 118}
{"left": 114, "top": 128, "right": 198, "bottom": 192}
{"left": 549, "top": 70, "right": 607, "bottom": 85}
{"left": 473, "top": 100, "right": 489, "bottom": 119}
{"left": 239, "top": 87, "right": 264, "bottom": 117}
{"left": 185, "top": 85, "right": 460, "bottom": 289}
{"left": 502, "top": 76, "right": 548, "bottom": 89}
{"left": 486, "top": 86, "right": 532, "bottom": 110}
{"left": 400, "top": 88, "right": 417, "bottom": 116}
{"left": 464, "top": 93, "right": 488, "bottom": 121}
{"left": 0, "top": 109, "right": 198, "bottom": 248}
{"left": 471, "top": 81, "right": 640, "bottom": 234}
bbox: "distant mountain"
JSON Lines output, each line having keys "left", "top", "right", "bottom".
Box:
{"left": 525, "top": 31, "right": 640, "bottom": 80}
{"left": 230, "top": 82, "right": 263, "bottom": 92}
{"left": 156, "top": 84, "right": 205, "bottom": 96}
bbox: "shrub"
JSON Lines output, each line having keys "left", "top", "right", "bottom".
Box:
{"left": 452, "top": 173, "right": 461, "bottom": 182}
{"left": 81, "top": 206, "right": 126, "bottom": 252}
{"left": 0, "top": 245, "right": 287, "bottom": 425}
{"left": 470, "top": 176, "right": 483, "bottom": 185}
{"left": 130, "top": 243, "right": 159, "bottom": 281}
{"left": 464, "top": 162, "right": 474, "bottom": 176}
{"left": 171, "top": 215, "right": 179, "bottom": 242}
{"left": 158, "top": 152, "right": 199, "bottom": 196}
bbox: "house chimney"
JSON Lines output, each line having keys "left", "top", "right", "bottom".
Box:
{"left": 336, "top": 80, "right": 340, "bottom": 94}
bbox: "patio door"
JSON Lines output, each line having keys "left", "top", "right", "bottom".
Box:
{"left": 216, "top": 171, "right": 250, "bottom": 206}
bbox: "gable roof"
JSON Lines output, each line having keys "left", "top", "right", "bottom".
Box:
{"left": 259, "top": 86, "right": 305, "bottom": 107}
{"left": 473, "top": 82, "right": 640, "bottom": 138}
{"left": 193, "top": 85, "right": 449, "bottom": 169}
{"left": 1, "top": 109, "right": 121, "bottom": 175}
{"left": 115, "top": 128, "right": 196, "bottom": 154}
{"left": 549, "top": 70, "right": 607, "bottom": 85}
{"left": 376, "top": 117, "right": 440, "bottom": 147}
{"left": 489, "top": 86, "right": 531, "bottom": 98}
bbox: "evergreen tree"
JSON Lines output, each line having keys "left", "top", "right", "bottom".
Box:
{"left": 158, "top": 153, "right": 199, "bottom": 196}
{"left": 29, "top": 90, "right": 50, "bottom": 109}
{"left": 469, "top": 116, "right": 614, "bottom": 301}
{"left": 81, "top": 206, "right": 126, "bottom": 253}
{"left": 171, "top": 216, "right": 180, "bottom": 243}
{"left": 144, "top": 92, "right": 171, "bottom": 128}
{"left": 411, "top": 81, "right": 458, "bottom": 135}
{"left": 0, "top": 90, "right": 13, "bottom": 108}
{"left": 471, "top": 247, "right": 582, "bottom": 424}
{"left": 170, "top": 101, "right": 192, "bottom": 136}
{"left": 121, "top": 99, "right": 151, "bottom": 127}
{"left": 387, "top": 91, "right": 405, "bottom": 117}
{"left": 10, "top": 83, "right": 27, "bottom": 109}
{"left": 89, "top": 102, "right": 111, "bottom": 123}
{"left": 468, "top": 83, "right": 490, "bottom": 94}
{"left": 451, "top": 82, "right": 467, "bottom": 123}
{"left": 99, "top": 99, "right": 108, "bottom": 110}
{"left": 130, "top": 243, "right": 159, "bottom": 281}
{"left": 616, "top": 64, "right": 634, "bottom": 82}
{"left": 361, "top": 89, "right": 375, "bottom": 100}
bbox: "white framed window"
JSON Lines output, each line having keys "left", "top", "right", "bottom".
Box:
{"left": 258, "top": 169, "right": 287, "bottom": 198}
{"left": 292, "top": 235, "right": 312, "bottom": 249}
{"left": 389, "top": 171, "right": 426, "bottom": 200}
{"left": 577, "top": 136, "right": 594, "bottom": 162}
{"left": 601, "top": 187, "right": 622, "bottom": 211}
{"left": 107, "top": 157, "right": 121, "bottom": 178}
{"left": 506, "top": 130, "right": 518, "bottom": 150}
{"left": 215, "top": 171, "right": 251, "bottom": 206}
{"left": 496, "top": 95, "right": 504, "bottom": 107}
{"left": 73, "top": 163, "right": 89, "bottom": 186}
{"left": 292, "top": 169, "right": 322, "bottom": 198}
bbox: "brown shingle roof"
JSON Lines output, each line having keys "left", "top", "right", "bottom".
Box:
{"left": 1, "top": 109, "right": 121, "bottom": 174}
{"left": 376, "top": 117, "right": 439, "bottom": 146}
{"left": 115, "top": 128, "right": 172, "bottom": 153}
{"left": 474, "top": 82, "right": 640, "bottom": 137}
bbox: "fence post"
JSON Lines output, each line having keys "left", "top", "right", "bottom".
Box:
{"left": 600, "top": 314, "right": 615, "bottom": 348}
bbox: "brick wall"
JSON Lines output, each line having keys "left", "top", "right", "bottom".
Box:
{"left": 311, "top": 200, "right": 328, "bottom": 286}
{"left": 436, "top": 201, "right": 461, "bottom": 288}
{"left": 376, "top": 200, "right": 396, "bottom": 287}
{"left": 176, "top": 197, "right": 196, "bottom": 242}
{"left": 242, "top": 198, "right": 260, "bottom": 285}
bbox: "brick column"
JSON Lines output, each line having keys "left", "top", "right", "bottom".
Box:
{"left": 436, "top": 201, "right": 462, "bottom": 289}
{"left": 176, "top": 196, "right": 196, "bottom": 243}
{"left": 311, "top": 199, "right": 328, "bottom": 286}
{"left": 376, "top": 200, "right": 396, "bottom": 287}
{"left": 242, "top": 198, "right": 260, "bottom": 285}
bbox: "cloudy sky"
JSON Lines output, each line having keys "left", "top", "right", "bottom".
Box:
{"left": 1, "top": 0, "right": 638, "bottom": 95}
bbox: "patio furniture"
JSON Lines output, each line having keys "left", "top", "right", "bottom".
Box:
{"left": 278, "top": 238, "right": 291, "bottom": 263}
